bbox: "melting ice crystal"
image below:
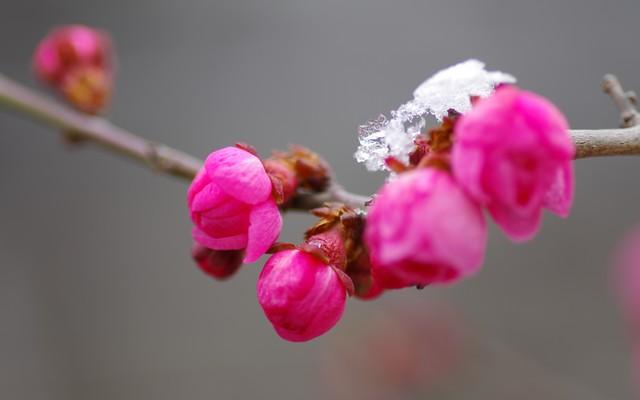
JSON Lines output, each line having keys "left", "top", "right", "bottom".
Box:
{"left": 354, "top": 59, "right": 516, "bottom": 171}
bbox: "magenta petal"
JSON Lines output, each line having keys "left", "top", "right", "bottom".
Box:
{"left": 244, "top": 199, "right": 283, "bottom": 263}
{"left": 488, "top": 202, "right": 542, "bottom": 242}
{"left": 543, "top": 162, "right": 574, "bottom": 218}
{"left": 187, "top": 168, "right": 210, "bottom": 208}
{"left": 199, "top": 213, "right": 250, "bottom": 238}
{"left": 192, "top": 227, "right": 248, "bottom": 250}
{"left": 189, "top": 181, "right": 229, "bottom": 213}
{"left": 205, "top": 147, "right": 272, "bottom": 204}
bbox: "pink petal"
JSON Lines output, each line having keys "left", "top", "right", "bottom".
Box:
{"left": 205, "top": 147, "right": 272, "bottom": 205}
{"left": 543, "top": 162, "right": 574, "bottom": 218}
{"left": 244, "top": 199, "right": 283, "bottom": 263}
{"left": 192, "top": 227, "right": 248, "bottom": 250}
{"left": 199, "top": 213, "right": 250, "bottom": 238}
{"left": 189, "top": 180, "right": 228, "bottom": 213}
{"left": 187, "top": 168, "right": 210, "bottom": 208}
{"left": 488, "top": 202, "right": 542, "bottom": 243}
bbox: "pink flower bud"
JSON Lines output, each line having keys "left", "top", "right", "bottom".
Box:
{"left": 263, "top": 159, "right": 297, "bottom": 204}
{"left": 33, "top": 25, "right": 113, "bottom": 114}
{"left": 188, "top": 146, "right": 283, "bottom": 263}
{"left": 34, "top": 25, "right": 110, "bottom": 84}
{"left": 191, "top": 243, "right": 243, "bottom": 280}
{"left": 452, "top": 86, "right": 575, "bottom": 242}
{"left": 257, "top": 249, "right": 347, "bottom": 342}
{"left": 365, "top": 168, "right": 487, "bottom": 289}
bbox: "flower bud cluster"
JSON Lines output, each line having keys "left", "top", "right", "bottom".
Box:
{"left": 186, "top": 85, "right": 575, "bottom": 341}
{"left": 27, "top": 29, "right": 581, "bottom": 342}
{"left": 366, "top": 85, "right": 575, "bottom": 289}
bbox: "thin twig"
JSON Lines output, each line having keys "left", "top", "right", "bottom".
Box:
{"left": 602, "top": 74, "right": 640, "bottom": 128}
{"left": 0, "top": 73, "right": 369, "bottom": 209}
{"left": 572, "top": 125, "right": 640, "bottom": 159}
{"left": 0, "top": 74, "right": 203, "bottom": 180}
{"left": 571, "top": 74, "right": 640, "bottom": 159}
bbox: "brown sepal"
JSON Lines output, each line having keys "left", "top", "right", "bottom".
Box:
{"left": 331, "top": 265, "right": 355, "bottom": 297}
{"left": 267, "top": 242, "right": 297, "bottom": 253}
{"left": 384, "top": 156, "right": 409, "bottom": 174}
{"left": 234, "top": 142, "right": 258, "bottom": 156}
{"left": 269, "top": 174, "right": 286, "bottom": 204}
{"left": 408, "top": 134, "right": 430, "bottom": 166}
{"left": 426, "top": 115, "right": 457, "bottom": 153}
{"left": 417, "top": 153, "right": 451, "bottom": 172}
{"left": 299, "top": 242, "right": 331, "bottom": 264}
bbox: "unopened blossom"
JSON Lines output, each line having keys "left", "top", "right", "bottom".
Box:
{"left": 191, "top": 243, "right": 244, "bottom": 280}
{"left": 188, "top": 146, "right": 282, "bottom": 263}
{"left": 452, "top": 86, "right": 574, "bottom": 242}
{"left": 263, "top": 158, "right": 298, "bottom": 204}
{"left": 257, "top": 249, "right": 347, "bottom": 342}
{"left": 365, "top": 168, "right": 487, "bottom": 289}
{"left": 33, "top": 25, "right": 113, "bottom": 113}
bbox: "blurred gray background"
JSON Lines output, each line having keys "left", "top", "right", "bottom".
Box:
{"left": 1, "top": 0, "right": 640, "bottom": 399}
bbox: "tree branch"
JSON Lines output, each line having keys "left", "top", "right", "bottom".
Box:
{"left": 0, "top": 73, "right": 370, "bottom": 209}
{"left": 572, "top": 74, "right": 640, "bottom": 159}
{"left": 0, "top": 74, "right": 203, "bottom": 180}
{"left": 0, "top": 72, "right": 638, "bottom": 211}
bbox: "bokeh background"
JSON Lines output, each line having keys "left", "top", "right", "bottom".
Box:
{"left": 1, "top": 0, "right": 640, "bottom": 398}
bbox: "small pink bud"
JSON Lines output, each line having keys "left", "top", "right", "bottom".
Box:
{"left": 452, "top": 86, "right": 575, "bottom": 242}
{"left": 257, "top": 249, "right": 347, "bottom": 342}
{"left": 188, "top": 146, "right": 283, "bottom": 263}
{"left": 263, "top": 159, "right": 298, "bottom": 204}
{"left": 33, "top": 25, "right": 113, "bottom": 113}
{"left": 191, "top": 243, "right": 243, "bottom": 280}
{"left": 365, "top": 168, "right": 487, "bottom": 289}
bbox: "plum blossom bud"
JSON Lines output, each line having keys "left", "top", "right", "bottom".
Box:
{"left": 257, "top": 249, "right": 347, "bottom": 342}
{"left": 365, "top": 168, "right": 487, "bottom": 289}
{"left": 33, "top": 25, "right": 113, "bottom": 114}
{"left": 263, "top": 159, "right": 297, "bottom": 204}
{"left": 188, "top": 146, "right": 282, "bottom": 263}
{"left": 452, "top": 86, "right": 574, "bottom": 242}
{"left": 191, "top": 243, "right": 243, "bottom": 280}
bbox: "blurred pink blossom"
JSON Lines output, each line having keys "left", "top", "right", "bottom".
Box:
{"left": 320, "top": 302, "right": 467, "bottom": 399}
{"left": 613, "top": 226, "right": 640, "bottom": 337}
{"left": 33, "top": 25, "right": 113, "bottom": 114}
{"left": 34, "top": 25, "right": 110, "bottom": 84}
{"left": 188, "top": 146, "right": 282, "bottom": 263}
{"left": 365, "top": 168, "right": 487, "bottom": 289}
{"left": 452, "top": 86, "right": 574, "bottom": 242}
{"left": 612, "top": 226, "right": 640, "bottom": 397}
